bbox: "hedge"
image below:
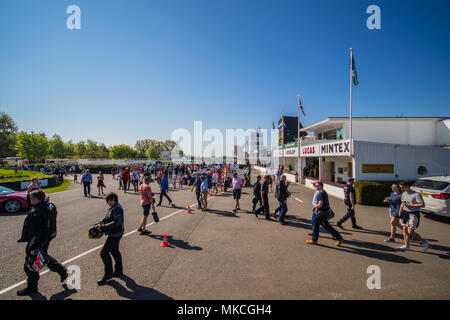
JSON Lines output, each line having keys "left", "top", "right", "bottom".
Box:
{"left": 354, "top": 181, "right": 415, "bottom": 205}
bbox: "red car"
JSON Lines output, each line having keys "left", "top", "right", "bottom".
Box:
{"left": 0, "top": 186, "right": 49, "bottom": 213}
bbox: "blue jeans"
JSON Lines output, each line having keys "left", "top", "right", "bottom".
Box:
{"left": 277, "top": 200, "right": 288, "bottom": 222}
{"left": 339, "top": 205, "right": 356, "bottom": 227}
{"left": 312, "top": 210, "right": 343, "bottom": 243}
{"left": 311, "top": 211, "right": 317, "bottom": 233}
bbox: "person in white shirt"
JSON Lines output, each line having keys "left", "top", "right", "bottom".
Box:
{"left": 212, "top": 172, "right": 219, "bottom": 193}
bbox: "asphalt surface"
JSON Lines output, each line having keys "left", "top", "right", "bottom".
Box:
{"left": 1, "top": 173, "right": 450, "bottom": 300}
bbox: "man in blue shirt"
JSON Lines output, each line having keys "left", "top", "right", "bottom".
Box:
{"left": 157, "top": 172, "right": 173, "bottom": 206}
{"left": 191, "top": 173, "right": 203, "bottom": 209}
{"left": 81, "top": 169, "right": 93, "bottom": 197}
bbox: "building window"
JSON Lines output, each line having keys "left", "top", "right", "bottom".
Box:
{"left": 336, "top": 128, "right": 344, "bottom": 140}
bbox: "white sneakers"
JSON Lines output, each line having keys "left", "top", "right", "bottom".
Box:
{"left": 395, "top": 239, "right": 429, "bottom": 252}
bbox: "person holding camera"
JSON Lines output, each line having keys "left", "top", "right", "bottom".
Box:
{"left": 96, "top": 192, "right": 124, "bottom": 285}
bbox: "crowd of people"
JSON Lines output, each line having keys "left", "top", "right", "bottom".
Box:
{"left": 15, "top": 163, "right": 429, "bottom": 296}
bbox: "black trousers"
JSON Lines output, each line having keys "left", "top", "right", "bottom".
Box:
{"left": 158, "top": 190, "right": 172, "bottom": 205}
{"left": 252, "top": 196, "right": 262, "bottom": 212}
{"left": 24, "top": 241, "right": 66, "bottom": 290}
{"left": 83, "top": 182, "right": 91, "bottom": 196}
{"left": 122, "top": 180, "right": 129, "bottom": 192}
{"left": 254, "top": 196, "right": 270, "bottom": 219}
{"left": 196, "top": 189, "right": 202, "bottom": 208}
{"left": 100, "top": 236, "right": 123, "bottom": 277}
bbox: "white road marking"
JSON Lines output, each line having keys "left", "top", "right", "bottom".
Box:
{"left": 295, "top": 198, "right": 304, "bottom": 203}
{"left": 0, "top": 200, "right": 206, "bottom": 295}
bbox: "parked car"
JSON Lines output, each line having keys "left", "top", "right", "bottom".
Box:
{"left": 411, "top": 176, "right": 450, "bottom": 217}
{"left": 0, "top": 186, "right": 49, "bottom": 213}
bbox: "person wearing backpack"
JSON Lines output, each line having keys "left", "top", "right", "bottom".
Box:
{"left": 17, "top": 190, "right": 68, "bottom": 296}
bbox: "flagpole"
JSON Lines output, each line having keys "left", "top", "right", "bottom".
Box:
{"left": 297, "top": 95, "right": 301, "bottom": 184}
{"left": 349, "top": 48, "right": 353, "bottom": 156}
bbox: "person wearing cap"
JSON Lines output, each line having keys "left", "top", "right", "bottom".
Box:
{"left": 336, "top": 178, "right": 362, "bottom": 230}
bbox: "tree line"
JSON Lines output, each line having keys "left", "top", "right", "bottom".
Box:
{"left": 0, "top": 112, "right": 177, "bottom": 161}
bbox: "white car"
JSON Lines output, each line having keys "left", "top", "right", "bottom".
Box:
{"left": 411, "top": 176, "right": 450, "bottom": 217}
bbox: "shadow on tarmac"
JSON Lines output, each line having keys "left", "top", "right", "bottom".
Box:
{"left": 208, "top": 209, "right": 241, "bottom": 218}
{"left": 107, "top": 275, "right": 173, "bottom": 300}
{"left": 318, "top": 239, "right": 422, "bottom": 264}
{"left": 50, "top": 284, "right": 77, "bottom": 300}
{"left": 144, "top": 234, "right": 202, "bottom": 251}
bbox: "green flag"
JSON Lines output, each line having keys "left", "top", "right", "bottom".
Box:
{"left": 351, "top": 55, "right": 358, "bottom": 86}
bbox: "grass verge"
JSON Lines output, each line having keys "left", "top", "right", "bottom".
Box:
{"left": 42, "top": 179, "right": 71, "bottom": 194}
{"left": 0, "top": 169, "right": 52, "bottom": 182}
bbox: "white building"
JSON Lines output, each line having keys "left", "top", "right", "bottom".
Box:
{"left": 269, "top": 117, "right": 450, "bottom": 198}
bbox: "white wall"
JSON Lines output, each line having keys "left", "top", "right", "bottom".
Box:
{"left": 437, "top": 119, "right": 450, "bottom": 146}
{"left": 349, "top": 119, "right": 440, "bottom": 146}
{"left": 354, "top": 141, "right": 450, "bottom": 181}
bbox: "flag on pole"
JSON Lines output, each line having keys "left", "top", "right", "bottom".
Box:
{"left": 351, "top": 55, "right": 358, "bottom": 86}
{"left": 298, "top": 96, "right": 306, "bottom": 116}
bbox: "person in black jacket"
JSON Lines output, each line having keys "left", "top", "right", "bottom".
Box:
{"left": 274, "top": 175, "right": 289, "bottom": 225}
{"left": 253, "top": 175, "right": 271, "bottom": 220}
{"left": 251, "top": 175, "right": 262, "bottom": 213}
{"left": 336, "top": 178, "right": 362, "bottom": 230}
{"left": 96, "top": 192, "right": 124, "bottom": 285}
{"left": 17, "top": 190, "right": 68, "bottom": 296}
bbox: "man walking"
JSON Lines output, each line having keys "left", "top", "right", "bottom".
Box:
{"left": 396, "top": 182, "right": 429, "bottom": 251}
{"left": 81, "top": 169, "right": 93, "bottom": 197}
{"left": 191, "top": 173, "right": 202, "bottom": 209}
{"left": 336, "top": 178, "right": 362, "bottom": 230}
{"left": 96, "top": 192, "right": 124, "bottom": 285}
{"left": 157, "top": 172, "right": 173, "bottom": 206}
{"left": 251, "top": 175, "right": 262, "bottom": 213}
{"left": 17, "top": 190, "right": 68, "bottom": 296}
{"left": 138, "top": 177, "right": 156, "bottom": 235}
{"left": 121, "top": 168, "right": 130, "bottom": 193}
{"left": 200, "top": 175, "right": 209, "bottom": 211}
{"left": 254, "top": 175, "right": 271, "bottom": 220}
{"left": 306, "top": 182, "right": 344, "bottom": 246}
{"left": 274, "top": 175, "right": 289, "bottom": 225}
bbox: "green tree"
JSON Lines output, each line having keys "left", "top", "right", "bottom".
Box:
{"left": 75, "top": 141, "right": 86, "bottom": 157}
{"left": 14, "top": 131, "right": 49, "bottom": 162}
{"left": 64, "top": 140, "right": 76, "bottom": 158}
{"left": 134, "top": 139, "right": 158, "bottom": 153}
{"left": 146, "top": 146, "right": 161, "bottom": 160}
{"left": 0, "top": 112, "right": 18, "bottom": 158}
{"left": 110, "top": 145, "right": 137, "bottom": 159}
{"left": 49, "top": 134, "right": 66, "bottom": 159}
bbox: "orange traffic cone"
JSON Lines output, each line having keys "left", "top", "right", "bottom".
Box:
{"left": 209, "top": 190, "right": 213, "bottom": 197}
{"left": 186, "top": 206, "right": 193, "bottom": 214}
{"left": 161, "top": 234, "right": 170, "bottom": 247}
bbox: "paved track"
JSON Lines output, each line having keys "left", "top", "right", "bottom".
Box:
{"left": 1, "top": 174, "right": 450, "bottom": 300}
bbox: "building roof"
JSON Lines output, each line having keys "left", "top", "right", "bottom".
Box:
{"left": 300, "top": 117, "right": 449, "bottom": 132}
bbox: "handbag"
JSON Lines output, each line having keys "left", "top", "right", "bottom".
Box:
{"left": 152, "top": 211, "right": 159, "bottom": 223}
{"left": 326, "top": 208, "right": 335, "bottom": 221}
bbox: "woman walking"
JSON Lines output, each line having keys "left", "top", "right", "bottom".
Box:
{"left": 97, "top": 171, "right": 106, "bottom": 196}
{"left": 383, "top": 183, "right": 404, "bottom": 243}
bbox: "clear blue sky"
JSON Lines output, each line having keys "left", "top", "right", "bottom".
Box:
{"left": 1, "top": 0, "right": 449, "bottom": 147}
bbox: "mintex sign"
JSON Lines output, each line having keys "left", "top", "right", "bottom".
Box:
{"left": 301, "top": 140, "right": 351, "bottom": 157}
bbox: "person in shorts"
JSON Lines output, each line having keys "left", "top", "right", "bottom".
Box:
{"left": 138, "top": 177, "right": 155, "bottom": 235}
{"left": 232, "top": 173, "right": 243, "bottom": 213}
{"left": 397, "top": 182, "right": 429, "bottom": 251}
